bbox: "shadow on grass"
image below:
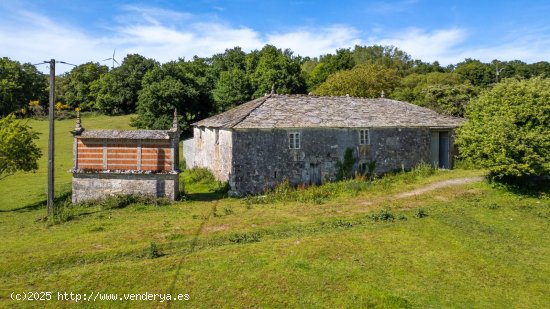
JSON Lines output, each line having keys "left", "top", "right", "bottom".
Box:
{"left": 490, "top": 175, "right": 550, "bottom": 198}
{"left": 185, "top": 191, "right": 227, "bottom": 201}
{"left": 0, "top": 191, "right": 72, "bottom": 213}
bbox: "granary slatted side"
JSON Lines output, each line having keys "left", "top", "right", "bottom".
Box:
{"left": 77, "top": 140, "right": 104, "bottom": 169}
{"left": 76, "top": 138, "right": 174, "bottom": 172}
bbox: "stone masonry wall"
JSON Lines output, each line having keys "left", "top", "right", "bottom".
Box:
{"left": 190, "top": 127, "right": 233, "bottom": 181}
{"left": 72, "top": 173, "right": 179, "bottom": 203}
{"left": 230, "top": 127, "right": 433, "bottom": 195}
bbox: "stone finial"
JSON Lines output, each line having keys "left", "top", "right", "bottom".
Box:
{"left": 74, "top": 109, "right": 84, "bottom": 135}
{"left": 381, "top": 90, "right": 385, "bottom": 98}
{"left": 271, "top": 84, "right": 275, "bottom": 94}
{"left": 172, "top": 108, "right": 178, "bottom": 129}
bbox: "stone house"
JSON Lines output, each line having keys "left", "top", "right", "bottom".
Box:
{"left": 184, "top": 94, "right": 464, "bottom": 195}
{"left": 71, "top": 111, "right": 180, "bottom": 203}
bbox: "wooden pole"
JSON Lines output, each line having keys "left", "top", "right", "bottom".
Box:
{"left": 47, "top": 59, "right": 55, "bottom": 216}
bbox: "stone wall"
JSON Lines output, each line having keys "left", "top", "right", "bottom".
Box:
{"left": 183, "top": 138, "right": 195, "bottom": 169}
{"left": 190, "top": 127, "right": 233, "bottom": 181}
{"left": 72, "top": 172, "right": 179, "bottom": 203}
{"left": 230, "top": 127, "right": 434, "bottom": 195}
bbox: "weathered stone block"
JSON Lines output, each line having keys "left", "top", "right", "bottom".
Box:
{"left": 72, "top": 172, "right": 179, "bottom": 203}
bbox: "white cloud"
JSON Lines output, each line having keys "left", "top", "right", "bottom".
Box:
{"left": 371, "top": 27, "right": 550, "bottom": 64}
{"left": 267, "top": 25, "right": 363, "bottom": 56}
{"left": 0, "top": 3, "right": 549, "bottom": 74}
{"left": 373, "top": 28, "right": 468, "bottom": 63}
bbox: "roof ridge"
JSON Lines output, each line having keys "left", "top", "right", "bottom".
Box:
{"left": 228, "top": 94, "right": 272, "bottom": 128}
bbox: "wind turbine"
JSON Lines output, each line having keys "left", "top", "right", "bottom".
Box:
{"left": 102, "top": 48, "right": 120, "bottom": 69}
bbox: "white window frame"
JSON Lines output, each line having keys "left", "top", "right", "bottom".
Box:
{"left": 359, "top": 129, "right": 370, "bottom": 145}
{"left": 289, "top": 132, "right": 301, "bottom": 149}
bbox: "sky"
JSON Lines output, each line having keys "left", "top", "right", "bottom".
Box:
{"left": 1, "top": 0, "right": 549, "bottom": 73}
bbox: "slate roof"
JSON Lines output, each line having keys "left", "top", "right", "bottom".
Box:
{"left": 78, "top": 130, "right": 173, "bottom": 140}
{"left": 193, "top": 94, "right": 464, "bottom": 129}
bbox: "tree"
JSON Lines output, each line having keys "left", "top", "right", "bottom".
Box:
{"left": 352, "top": 45, "right": 413, "bottom": 74}
{"left": 59, "top": 62, "right": 108, "bottom": 110}
{"left": 0, "top": 114, "right": 42, "bottom": 180}
{"left": 248, "top": 45, "right": 307, "bottom": 97}
{"left": 0, "top": 58, "right": 47, "bottom": 116}
{"left": 212, "top": 68, "right": 252, "bottom": 112}
{"left": 456, "top": 77, "right": 550, "bottom": 178}
{"left": 392, "top": 72, "right": 478, "bottom": 116}
{"left": 529, "top": 61, "right": 550, "bottom": 78}
{"left": 454, "top": 59, "right": 494, "bottom": 87}
{"left": 313, "top": 64, "right": 400, "bottom": 98}
{"left": 132, "top": 57, "right": 215, "bottom": 132}
{"left": 92, "top": 54, "right": 157, "bottom": 114}
{"left": 210, "top": 47, "right": 247, "bottom": 76}
{"left": 407, "top": 60, "right": 445, "bottom": 75}
{"left": 306, "top": 48, "right": 355, "bottom": 90}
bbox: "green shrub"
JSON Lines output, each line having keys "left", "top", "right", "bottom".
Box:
{"left": 414, "top": 208, "right": 427, "bottom": 218}
{"left": 370, "top": 209, "right": 395, "bottom": 222}
{"left": 336, "top": 147, "right": 356, "bottom": 180}
{"left": 456, "top": 77, "right": 550, "bottom": 178}
{"left": 186, "top": 167, "right": 216, "bottom": 183}
{"left": 228, "top": 232, "right": 261, "bottom": 244}
{"left": 148, "top": 242, "right": 162, "bottom": 259}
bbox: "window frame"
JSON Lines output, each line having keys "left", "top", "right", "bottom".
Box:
{"left": 288, "top": 131, "right": 301, "bottom": 149}
{"left": 359, "top": 129, "right": 370, "bottom": 145}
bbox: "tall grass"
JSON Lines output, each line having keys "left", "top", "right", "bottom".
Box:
{"left": 244, "top": 162, "right": 437, "bottom": 206}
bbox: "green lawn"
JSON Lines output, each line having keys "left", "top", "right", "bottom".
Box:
{"left": 0, "top": 116, "right": 548, "bottom": 308}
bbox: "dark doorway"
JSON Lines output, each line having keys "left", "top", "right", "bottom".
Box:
{"left": 431, "top": 131, "right": 450, "bottom": 169}
{"left": 309, "top": 163, "right": 321, "bottom": 185}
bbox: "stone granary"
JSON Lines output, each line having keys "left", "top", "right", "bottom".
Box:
{"left": 184, "top": 94, "right": 464, "bottom": 195}
{"left": 71, "top": 111, "right": 180, "bottom": 203}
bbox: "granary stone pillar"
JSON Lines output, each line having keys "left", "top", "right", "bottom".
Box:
{"left": 72, "top": 110, "right": 84, "bottom": 170}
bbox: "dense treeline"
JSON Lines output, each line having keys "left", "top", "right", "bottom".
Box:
{"left": 1, "top": 45, "right": 550, "bottom": 132}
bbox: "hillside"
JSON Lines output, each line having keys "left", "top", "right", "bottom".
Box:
{"left": 0, "top": 116, "right": 548, "bottom": 308}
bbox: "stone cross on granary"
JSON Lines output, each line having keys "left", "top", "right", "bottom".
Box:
{"left": 70, "top": 111, "right": 180, "bottom": 203}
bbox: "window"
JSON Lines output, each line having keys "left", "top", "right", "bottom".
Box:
{"left": 289, "top": 132, "right": 301, "bottom": 149}
{"left": 359, "top": 129, "right": 370, "bottom": 145}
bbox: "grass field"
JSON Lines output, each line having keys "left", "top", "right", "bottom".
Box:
{"left": 0, "top": 116, "right": 549, "bottom": 308}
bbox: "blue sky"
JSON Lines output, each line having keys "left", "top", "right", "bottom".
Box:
{"left": 1, "top": 0, "right": 549, "bottom": 73}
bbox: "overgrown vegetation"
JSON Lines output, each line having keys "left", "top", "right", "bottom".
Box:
{"left": 0, "top": 114, "right": 42, "bottom": 180}
{"left": 48, "top": 193, "right": 172, "bottom": 225}
{"left": 244, "top": 162, "right": 437, "bottom": 206}
{"left": 457, "top": 77, "right": 550, "bottom": 179}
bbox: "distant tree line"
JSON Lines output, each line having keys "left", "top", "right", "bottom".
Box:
{"left": 1, "top": 45, "right": 550, "bottom": 132}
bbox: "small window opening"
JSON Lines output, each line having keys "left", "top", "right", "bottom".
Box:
{"left": 289, "top": 132, "right": 301, "bottom": 149}
{"left": 359, "top": 129, "right": 370, "bottom": 145}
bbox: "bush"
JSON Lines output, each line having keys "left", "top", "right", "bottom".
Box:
{"left": 81, "top": 194, "right": 171, "bottom": 210}
{"left": 370, "top": 209, "right": 395, "bottom": 222}
{"left": 456, "top": 77, "right": 550, "bottom": 178}
{"left": 228, "top": 232, "right": 261, "bottom": 244}
{"left": 148, "top": 242, "right": 162, "bottom": 259}
{"left": 186, "top": 167, "right": 217, "bottom": 183}
{"left": 414, "top": 208, "right": 427, "bottom": 218}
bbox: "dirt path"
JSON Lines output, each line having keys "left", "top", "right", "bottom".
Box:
{"left": 394, "top": 176, "right": 485, "bottom": 199}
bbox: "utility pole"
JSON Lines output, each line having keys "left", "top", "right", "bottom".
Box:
{"left": 33, "top": 59, "right": 75, "bottom": 217}
{"left": 47, "top": 59, "right": 55, "bottom": 216}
